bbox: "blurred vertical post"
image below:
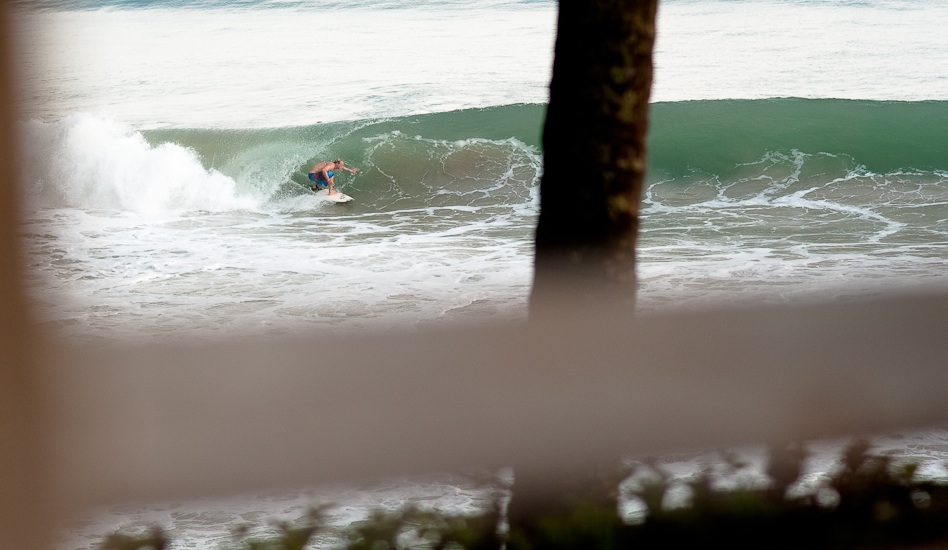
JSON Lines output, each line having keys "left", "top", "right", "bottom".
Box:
{"left": 515, "top": 0, "right": 658, "bottom": 535}
{"left": 0, "top": 2, "right": 49, "bottom": 550}
{"left": 530, "top": 0, "right": 657, "bottom": 316}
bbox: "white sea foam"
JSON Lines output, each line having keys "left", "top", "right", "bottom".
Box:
{"left": 13, "top": 1, "right": 948, "bottom": 129}
{"left": 12, "top": 5, "right": 558, "bottom": 128}
{"left": 20, "top": 115, "right": 259, "bottom": 213}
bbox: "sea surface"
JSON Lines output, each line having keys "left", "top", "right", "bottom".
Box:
{"left": 9, "top": 0, "right": 948, "bottom": 548}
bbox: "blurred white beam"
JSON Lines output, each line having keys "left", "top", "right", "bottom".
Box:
{"left": 44, "top": 292, "right": 948, "bottom": 509}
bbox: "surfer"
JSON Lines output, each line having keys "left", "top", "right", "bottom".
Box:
{"left": 308, "top": 158, "right": 361, "bottom": 195}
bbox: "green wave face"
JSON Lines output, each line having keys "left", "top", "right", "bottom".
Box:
{"left": 132, "top": 99, "right": 948, "bottom": 215}
{"left": 647, "top": 99, "right": 948, "bottom": 178}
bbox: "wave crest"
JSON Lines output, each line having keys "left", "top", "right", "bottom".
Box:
{"left": 19, "top": 114, "right": 258, "bottom": 214}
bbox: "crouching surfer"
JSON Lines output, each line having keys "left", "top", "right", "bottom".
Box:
{"left": 308, "top": 158, "right": 361, "bottom": 195}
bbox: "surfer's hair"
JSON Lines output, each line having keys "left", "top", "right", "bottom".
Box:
{"left": 334, "top": 158, "right": 343, "bottom": 164}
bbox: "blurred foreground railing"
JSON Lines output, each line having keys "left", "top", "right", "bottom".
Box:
{"left": 2, "top": 5, "right": 947, "bottom": 549}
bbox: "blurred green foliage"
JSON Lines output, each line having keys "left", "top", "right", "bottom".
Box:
{"left": 100, "top": 439, "right": 948, "bottom": 550}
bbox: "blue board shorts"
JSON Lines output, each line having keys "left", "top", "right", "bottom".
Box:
{"left": 308, "top": 170, "right": 333, "bottom": 188}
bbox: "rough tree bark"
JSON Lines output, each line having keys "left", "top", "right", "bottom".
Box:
{"left": 529, "top": 0, "right": 657, "bottom": 317}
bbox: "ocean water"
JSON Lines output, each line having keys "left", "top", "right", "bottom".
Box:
{"left": 9, "top": 0, "right": 948, "bottom": 548}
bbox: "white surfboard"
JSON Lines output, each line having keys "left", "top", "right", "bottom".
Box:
{"left": 313, "top": 189, "right": 354, "bottom": 203}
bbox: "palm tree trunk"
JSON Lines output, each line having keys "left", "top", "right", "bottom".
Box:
{"left": 510, "top": 0, "right": 658, "bottom": 543}
{"left": 530, "top": 0, "right": 657, "bottom": 317}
